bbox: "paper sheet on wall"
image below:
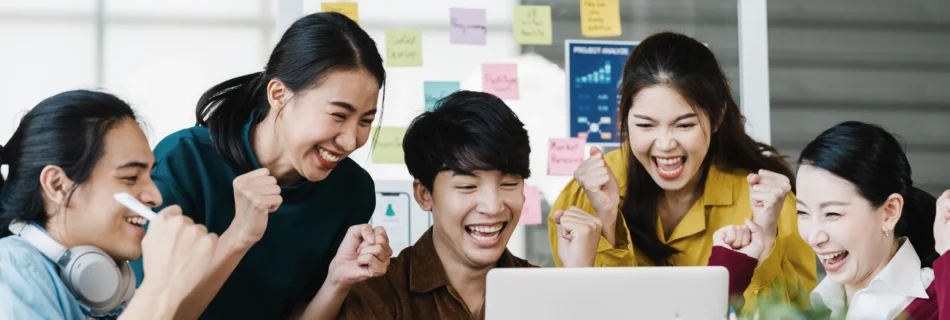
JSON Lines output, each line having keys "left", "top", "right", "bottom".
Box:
{"left": 580, "top": 0, "right": 621, "bottom": 37}
{"left": 372, "top": 127, "right": 407, "bottom": 164}
{"left": 482, "top": 63, "right": 520, "bottom": 100}
{"left": 514, "top": 5, "right": 553, "bottom": 45}
{"left": 519, "top": 185, "right": 542, "bottom": 225}
{"left": 548, "top": 138, "right": 585, "bottom": 175}
{"left": 385, "top": 30, "right": 423, "bottom": 67}
{"left": 424, "top": 81, "right": 461, "bottom": 112}
{"left": 322, "top": 2, "right": 359, "bottom": 24}
{"left": 450, "top": 8, "right": 487, "bottom": 45}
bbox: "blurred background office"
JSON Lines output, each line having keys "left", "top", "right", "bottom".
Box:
{"left": 1, "top": 0, "right": 948, "bottom": 279}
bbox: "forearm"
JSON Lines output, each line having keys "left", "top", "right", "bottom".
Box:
{"left": 173, "top": 229, "right": 251, "bottom": 320}
{"left": 294, "top": 280, "right": 350, "bottom": 320}
{"left": 598, "top": 207, "right": 619, "bottom": 246}
{"left": 120, "top": 281, "right": 179, "bottom": 320}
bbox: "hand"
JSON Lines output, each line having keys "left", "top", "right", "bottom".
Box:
{"left": 748, "top": 169, "right": 791, "bottom": 238}
{"left": 573, "top": 147, "right": 620, "bottom": 242}
{"left": 140, "top": 206, "right": 218, "bottom": 304}
{"left": 934, "top": 190, "right": 950, "bottom": 255}
{"left": 228, "top": 168, "right": 282, "bottom": 249}
{"left": 554, "top": 207, "right": 602, "bottom": 267}
{"left": 327, "top": 225, "right": 392, "bottom": 289}
{"left": 713, "top": 219, "right": 769, "bottom": 264}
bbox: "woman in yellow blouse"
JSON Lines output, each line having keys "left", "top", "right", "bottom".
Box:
{"left": 548, "top": 32, "right": 816, "bottom": 311}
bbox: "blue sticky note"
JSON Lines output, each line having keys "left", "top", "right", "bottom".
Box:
{"left": 424, "top": 81, "right": 461, "bottom": 112}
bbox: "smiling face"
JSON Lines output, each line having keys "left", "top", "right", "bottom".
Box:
{"left": 50, "top": 119, "right": 161, "bottom": 261}
{"left": 416, "top": 170, "right": 525, "bottom": 269}
{"left": 627, "top": 85, "right": 712, "bottom": 191}
{"left": 796, "top": 164, "right": 902, "bottom": 287}
{"left": 273, "top": 69, "right": 380, "bottom": 182}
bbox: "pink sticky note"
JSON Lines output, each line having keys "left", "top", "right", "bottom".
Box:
{"left": 548, "top": 138, "right": 586, "bottom": 175}
{"left": 450, "top": 8, "right": 487, "bottom": 45}
{"left": 520, "top": 185, "right": 542, "bottom": 225}
{"left": 482, "top": 63, "right": 520, "bottom": 100}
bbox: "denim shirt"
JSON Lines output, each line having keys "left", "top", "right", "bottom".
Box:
{"left": 0, "top": 225, "right": 122, "bottom": 319}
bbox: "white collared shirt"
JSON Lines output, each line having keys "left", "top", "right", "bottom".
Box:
{"left": 810, "top": 238, "right": 934, "bottom": 320}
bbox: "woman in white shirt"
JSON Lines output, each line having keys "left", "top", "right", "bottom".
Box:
{"left": 711, "top": 121, "right": 950, "bottom": 319}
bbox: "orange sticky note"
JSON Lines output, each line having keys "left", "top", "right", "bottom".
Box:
{"left": 520, "top": 185, "right": 542, "bottom": 225}
{"left": 322, "top": 2, "right": 359, "bottom": 24}
{"left": 549, "top": 138, "right": 585, "bottom": 175}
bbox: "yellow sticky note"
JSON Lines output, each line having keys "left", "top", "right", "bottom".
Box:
{"left": 372, "top": 127, "right": 407, "bottom": 164}
{"left": 322, "top": 2, "right": 359, "bottom": 24}
{"left": 514, "top": 5, "right": 553, "bottom": 45}
{"left": 385, "top": 30, "right": 423, "bottom": 67}
{"left": 580, "top": 0, "right": 621, "bottom": 37}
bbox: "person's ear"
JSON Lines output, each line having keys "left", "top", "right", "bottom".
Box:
{"left": 39, "top": 165, "right": 75, "bottom": 212}
{"left": 413, "top": 179, "right": 433, "bottom": 211}
{"left": 266, "top": 78, "right": 291, "bottom": 115}
{"left": 881, "top": 193, "right": 904, "bottom": 233}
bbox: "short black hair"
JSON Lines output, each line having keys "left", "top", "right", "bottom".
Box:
{"left": 403, "top": 91, "right": 530, "bottom": 191}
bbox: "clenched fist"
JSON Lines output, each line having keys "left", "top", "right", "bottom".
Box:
{"left": 748, "top": 170, "right": 791, "bottom": 238}
{"left": 554, "top": 207, "right": 602, "bottom": 267}
{"left": 573, "top": 147, "right": 620, "bottom": 244}
{"left": 140, "top": 206, "right": 218, "bottom": 304}
{"left": 228, "top": 168, "right": 283, "bottom": 249}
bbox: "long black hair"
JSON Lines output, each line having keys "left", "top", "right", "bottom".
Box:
{"left": 0, "top": 90, "right": 137, "bottom": 237}
{"left": 195, "top": 12, "right": 386, "bottom": 171}
{"left": 617, "top": 32, "right": 794, "bottom": 264}
{"left": 798, "top": 121, "right": 937, "bottom": 266}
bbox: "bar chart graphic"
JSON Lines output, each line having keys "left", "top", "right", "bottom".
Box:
{"left": 574, "top": 61, "right": 612, "bottom": 84}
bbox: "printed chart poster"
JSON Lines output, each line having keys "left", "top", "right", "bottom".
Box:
{"left": 566, "top": 40, "right": 637, "bottom": 145}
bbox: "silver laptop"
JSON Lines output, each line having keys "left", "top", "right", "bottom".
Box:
{"left": 485, "top": 266, "right": 729, "bottom": 320}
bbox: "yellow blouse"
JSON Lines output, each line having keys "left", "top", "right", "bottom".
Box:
{"left": 547, "top": 149, "right": 817, "bottom": 312}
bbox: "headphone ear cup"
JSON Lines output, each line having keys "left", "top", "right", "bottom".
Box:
{"left": 116, "top": 261, "right": 136, "bottom": 306}
{"left": 61, "top": 246, "right": 123, "bottom": 315}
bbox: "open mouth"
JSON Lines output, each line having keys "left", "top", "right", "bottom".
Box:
{"left": 652, "top": 156, "right": 686, "bottom": 179}
{"left": 464, "top": 222, "right": 507, "bottom": 245}
{"left": 124, "top": 216, "right": 147, "bottom": 229}
{"left": 818, "top": 250, "right": 849, "bottom": 272}
{"left": 315, "top": 146, "right": 343, "bottom": 169}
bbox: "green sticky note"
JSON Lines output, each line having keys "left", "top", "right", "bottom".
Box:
{"left": 514, "top": 5, "right": 552, "bottom": 45}
{"left": 424, "top": 81, "right": 461, "bottom": 112}
{"left": 385, "top": 30, "right": 423, "bottom": 67}
{"left": 372, "top": 127, "right": 407, "bottom": 164}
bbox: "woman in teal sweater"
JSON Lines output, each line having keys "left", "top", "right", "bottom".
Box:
{"left": 130, "top": 12, "right": 392, "bottom": 319}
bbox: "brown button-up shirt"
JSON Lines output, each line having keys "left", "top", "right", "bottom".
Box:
{"left": 337, "top": 228, "right": 536, "bottom": 320}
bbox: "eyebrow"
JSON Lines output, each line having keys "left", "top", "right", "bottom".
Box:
{"left": 115, "top": 161, "right": 149, "bottom": 170}
{"left": 632, "top": 113, "right": 698, "bottom": 122}
{"left": 819, "top": 200, "right": 850, "bottom": 209}
{"left": 451, "top": 171, "right": 476, "bottom": 177}
{"left": 795, "top": 199, "right": 850, "bottom": 210}
{"left": 331, "top": 101, "right": 377, "bottom": 117}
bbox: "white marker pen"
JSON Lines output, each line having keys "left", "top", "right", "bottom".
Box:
{"left": 113, "top": 192, "right": 157, "bottom": 221}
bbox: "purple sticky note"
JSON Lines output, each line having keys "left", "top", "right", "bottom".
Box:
{"left": 450, "top": 8, "right": 487, "bottom": 45}
{"left": 548, "top": 138, "right": 586, "bottom": 175}
{"left": 482, "top": 63, "right": 519, "bottom": 100}
{"left": 520, "top": 185, "right": 542, "bottom": 225}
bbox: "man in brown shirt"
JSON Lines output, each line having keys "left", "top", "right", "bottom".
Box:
{"left": 335, "top": 91, "right": 602, "bottom": 319}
